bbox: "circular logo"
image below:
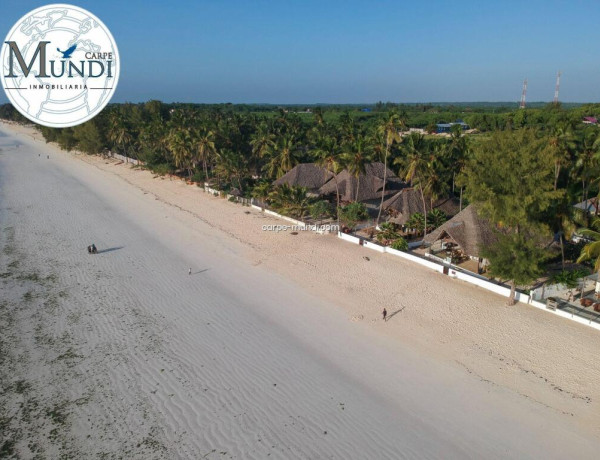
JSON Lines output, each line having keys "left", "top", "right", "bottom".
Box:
{"left": 1, "top": 4, "right": 119, "bottom": 128}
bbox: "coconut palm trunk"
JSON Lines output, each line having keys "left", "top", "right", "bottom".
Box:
{"left": 560, "top": 234, "right": 565, "bottom": 270}
{"left": 203, "top": 159, "right": 209, "bottom": 184}
{"left": 376, "top": 140, "right": 389, "bottom": 228}
{"left": 334, "top": 176, "right": 341, "bottom": 229}
{"left": 419, "top": 186, "right": 428, "bottom": 237}
{"left": 375, "top": 111, "right": 402, "bottom": 228}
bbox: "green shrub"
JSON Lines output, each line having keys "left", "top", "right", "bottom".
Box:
{"left": 390, "top": 237, "right": 408, "bottom": 251}
{"left": 268, "top": 185, "right": 313, "bottom": 219}
{"left": 191, "top": 171, "right": 206, "bottom": 183}
{"left": 150, "top": 163, "right": 173, "bottom": 176}
{"left": 376, "top": 222, "right": 401, "bottom": 242}
{"left": 309, "top": 200, "right": 333, "bottom": 223}
{"left": 339, "top": 202, "right": 368, "bottom": 230}
{"left": 550, "top": 268, "right": 590, "bottom": 288}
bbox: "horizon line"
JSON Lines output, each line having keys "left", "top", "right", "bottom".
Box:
{"left": 105, "top": 100, "right": 596, "bottom": 106}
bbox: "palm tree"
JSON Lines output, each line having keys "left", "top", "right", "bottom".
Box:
{"left": 397, "top": 132, "right": 427, "bottom": 186}
{"left": 369, "top": 129, "right": 386, "bottom": 166}
{"left": 268, "top": 184, "right": 312, "bottom": 219}
{"left": 576, "top": 217, "right": 600, "bottom": 293}
{"left": 250, "top": 123, "right": 275, "bottom": 166}
{"left": 447, "top": 124, "right": 470, "bottom": 206}
{"left": 342, "top": 134, "right": 371, "bottom": 201}
{"left": 397, "top": 133, "right": 430, "bottom": 234}
{"left": 573, "top": 129, "right": 600, "bottom": 225}
{"left": 167, "top": 127, "right": 194, "bottom": 178}
{"left": 214, "top": 149, "right": 248, "bottom": 192}
{"left": 427, "top": 209, "right": 447, "bottom": 230}
{"left": 547, "top": 122, "right": 575, "bottom": 191}
{"left": 339, "top": 111, "right": 356, "bottom": 144}
{"left": 263, "top": 134, "right": 299, "bottom": 179}
{"left": 314, "top": 135, "right": 344, "bottom": 227}
{"left": 406, "top": 212, "right": 426, "bottom": 236}
{"left": 193, "top": 127, "right": 216, "bottom": 184}
{"left": 375, "top": 111, "right": 404, "bottom": 227}
{"left": 138, "top": 119, "right": 168, "bottom": 164}
{"left": 409, "top": 145, "right": 448, "bottom": 237}
{"left": 546, "top": 196, "right": 577, "bottom": 269}
{"left": 251, "top": 181, "right": 272, "bottom": 211}
{"left": 376, "top": 222, "right": 401, "bottom": 244}
{"left": 108, "top": 110, "right": 133, "bottom": 160}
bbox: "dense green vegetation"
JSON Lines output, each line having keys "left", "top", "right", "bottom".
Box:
{"left": 2, "top": 100, "right": 600, "bottom": 299}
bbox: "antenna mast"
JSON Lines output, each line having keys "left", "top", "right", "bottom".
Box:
{"left": 519, "top": 79, "right": 527, "bottom": 109}
{"left": 553, "top": 71, "right": 561, "bottom": 105}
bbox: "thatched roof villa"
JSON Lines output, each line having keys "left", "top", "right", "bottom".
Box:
{"left": 273, "top": 163, "right": 335, "bottom": 194}
{"left": 383, "top": 188, "right": 461, "bottom": 226}
{"left": 422, "top": 205, "right": 496, "bottom": 269}
{"left": 318, "top": 162, "right": 404, "bottom": 204}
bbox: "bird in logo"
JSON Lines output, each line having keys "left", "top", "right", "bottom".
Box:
{"left": 57, "top": 44, "right": 77, "bottom": 59}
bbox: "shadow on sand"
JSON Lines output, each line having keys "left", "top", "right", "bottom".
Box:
{"left": 96, "top": 246, "right": 124, "bottom": 254}
{"left": 192, "top": 269, "right": 210, "bottom": 275}
{"left": 386, "top": 306, "right": 406, "bottom": 321}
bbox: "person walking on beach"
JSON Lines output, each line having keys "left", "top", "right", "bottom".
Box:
{"left": 382, "top": 308, "right": 387, "bottom": 322}
{"left": 188, "top": 268, "right": 192, "bottom": 275}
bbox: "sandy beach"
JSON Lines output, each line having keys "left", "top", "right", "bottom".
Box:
{"left": 1, "top": 121, "right": 600, "bottom": 458}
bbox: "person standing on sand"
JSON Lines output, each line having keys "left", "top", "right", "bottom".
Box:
{"left": 382, "top": 308, "right": 387, "bottom": 322}
{"left": 189, "top": 268, "right": 192, "bottom": 275}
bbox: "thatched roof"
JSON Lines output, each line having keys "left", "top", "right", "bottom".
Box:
{"left": 273, "top": 163, "right": 334, "bottom": 190}
{"left": 434, "top": 196, "right": 461, "bottom": 217}
{"left": 422, "top": 205, "right": 496, "bottom": 257}
{"left": 384, "top": 188, "right": 426, "bottom": 224}
{"left": 318, "top": 162, "right": 402, "bottom": 202}
{"left": 384, "top": 189, "right": 461, "bottom": 225}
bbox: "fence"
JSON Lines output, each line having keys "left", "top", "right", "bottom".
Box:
{"left": 336, "top": 231, "right": 600, "bottom": 332}
{"left": 386, "top": 246, "right": 446, "bottom": 273}
{"left": 111, "top": 152, "right": 143, "bottom": 166}
{"left": 530, "top": 276, "right": 597, "bottom": 301}
{"left": 202, "top": 183, "right": 337, "bottom": 234}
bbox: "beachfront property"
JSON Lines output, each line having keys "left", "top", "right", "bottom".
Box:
{"left": 273, "top": 163, "right": 334, "bottom": 196}
{"left": 317, "top": 162, "right": 404, "bottom": 208}
{"left": 420, "top": 205, "right": 496, "bottom": 274}
{"left": 274, "top": 162, "right": 406, "bottom": 208}
{"left": 383, "top": 188, "right": 461, "bottom": 227}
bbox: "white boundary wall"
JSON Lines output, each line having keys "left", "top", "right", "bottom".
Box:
{"left": 363, "top": 240, "right": 386, "bottom": 253}
{"left": 203, "top": 184, "right": 337, "bottom": 234}
{"left": 337, "top": 232, "right": 600, "bottom": 332}
{"left": 338, "top": 232, "right": 361, "bottom": 244}
{"left": 263, "top": 209, "right": 307, "bottom": 228}
{"left": 386, "top": 247, "right": 446, "bottom": 273}
{"left": 112, "top": 153, "right": 143, "bottom": 165}
{"left": 526, "top": 300, "right": 600, "bottom": 331}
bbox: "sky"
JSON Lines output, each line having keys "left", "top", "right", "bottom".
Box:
{"left": 1, "top": 0, "right": 599, "bottom": 104}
